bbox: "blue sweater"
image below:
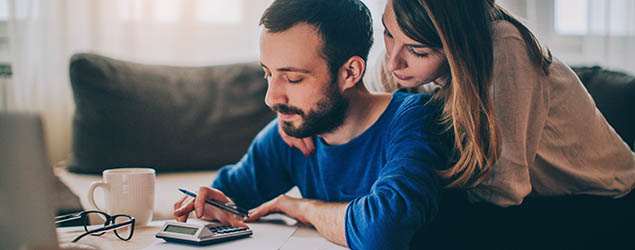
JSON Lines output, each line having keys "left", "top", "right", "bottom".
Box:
{"left": 212, "top": 90, "right": 450, "bottom": 249}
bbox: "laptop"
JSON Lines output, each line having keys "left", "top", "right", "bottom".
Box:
{"left": 0, "top": 113, "right": 59, "bottom": 249}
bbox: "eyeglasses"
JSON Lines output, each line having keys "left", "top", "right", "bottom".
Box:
{"left": 55, "top": 210, "right": 135, "bottom": 243}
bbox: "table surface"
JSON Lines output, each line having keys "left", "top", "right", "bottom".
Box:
{"left": 57, "top": 217, "right": 348, "bottom": 250}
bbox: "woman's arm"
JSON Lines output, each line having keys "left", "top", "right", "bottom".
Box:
{"left": 467, "top": 35, "right": 550, "bottom": 206}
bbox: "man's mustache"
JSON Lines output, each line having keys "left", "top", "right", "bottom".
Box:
{"left": 271, "top": 104, "right": 304, "bottom": 116}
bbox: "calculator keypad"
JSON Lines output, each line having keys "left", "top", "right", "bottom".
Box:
{"left": 208, "top": 225, "right": 249, "bottom": 235}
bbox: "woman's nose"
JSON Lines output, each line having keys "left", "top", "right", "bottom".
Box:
{"left": 385, "top": 45, "right": 407, "bottom": 72}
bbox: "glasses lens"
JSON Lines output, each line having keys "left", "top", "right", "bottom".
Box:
{"left": 83, "top": 211, "right": 110, "bottom": 236}
{"left": 113, "top": 215, "right": 134, "bottom": 241}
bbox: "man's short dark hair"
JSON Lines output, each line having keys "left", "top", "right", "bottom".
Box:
{"left": 260, "top": 0, "right": 374, "bottom": 80}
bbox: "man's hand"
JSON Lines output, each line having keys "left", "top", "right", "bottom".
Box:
{"left": 244, "top": 195, "right": 310, "bottom": 224}
{"left": 278, "top": 122, "right": 315, "bottom": 157}
{"left": 173, "top": 186, "right": 248, "bottom": 228}
{"left": 245, "top": 195, "right": 347, "bottom": 247}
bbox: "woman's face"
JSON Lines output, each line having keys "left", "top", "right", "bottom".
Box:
{"left": 382, "top": 0, "right": 449, "bottom": 88}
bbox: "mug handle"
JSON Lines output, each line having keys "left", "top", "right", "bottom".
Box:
{"left": 87, "top": 181, "right": 108, "bottom": 212}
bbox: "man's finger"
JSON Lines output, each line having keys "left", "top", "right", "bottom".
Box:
{"left": 244, "top": 203, "right": 273, "bottom": 223}
{"left": 196, "top": 186, "right": 234, "bottom": 219}
{"left": 215, "top": 213, "right": 247, "bottom": 228}
{"left": 228, "top": 215, "right": 249, "bottom": 229}
{"left": 174, "top": 200, "right": 195, "bottom": 222}
{"left": 173, "top": 195, "right": 188, "bottom": 210}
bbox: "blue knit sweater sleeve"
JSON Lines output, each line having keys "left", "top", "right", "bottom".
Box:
{"left": 345, "top": 96, "right": 445, "bottom": 250}
{"left": 211, "top": 119, "right": 294, "bottom": 210}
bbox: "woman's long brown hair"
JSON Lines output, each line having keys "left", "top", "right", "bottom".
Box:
{"left": 392, "top": 0, "right": 551, "bottom": 188}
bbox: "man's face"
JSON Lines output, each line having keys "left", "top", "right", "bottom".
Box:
{"left": 260, "top": 23, "right": 348, "bottom": 138}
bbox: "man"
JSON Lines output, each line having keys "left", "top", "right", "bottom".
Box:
{"left": 173, "top": 0, "right": 450, "bottom": 249}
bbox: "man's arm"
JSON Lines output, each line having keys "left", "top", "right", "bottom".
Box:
{"left": 246, "top": 195, "right": 348, "bottom": 246}
{"left": 245, "top": 160, "right": 441, "bottom": 250}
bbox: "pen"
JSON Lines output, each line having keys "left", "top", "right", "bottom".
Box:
{"left": 178, "top": 188, "right": 250, "bottom": 218}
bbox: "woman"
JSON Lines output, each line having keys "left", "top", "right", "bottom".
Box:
{"left": 282, "top": 0, "right": 635, "bottom": 247}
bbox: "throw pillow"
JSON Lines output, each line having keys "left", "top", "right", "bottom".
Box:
{"left": 67, "top": 53, "right": 275, "bottom": 173}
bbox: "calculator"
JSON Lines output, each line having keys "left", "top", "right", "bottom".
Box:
{"left": 155, "top": 221, "right": 253, "bottom": 245}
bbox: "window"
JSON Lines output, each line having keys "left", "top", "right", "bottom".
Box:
{"left": 195, "top": 0, "right": 243, "bottom": 24}
{"left": 555, "top": 0, "right": 587, "bottom": 35}
{"left": 555, "top": 0, "right": 635, "bottom": 36}
{"left": 0, "top": 0, "right": 10, "bottom": 63}
{"left": 0, "top": 0, "right": 10, "bottom": 110}
{"left": 526, "top": 0, "right": 635, "bottom": 73}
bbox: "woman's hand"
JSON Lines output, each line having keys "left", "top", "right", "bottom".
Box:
{"left": 278, "top": 122, "right": 315, "bottom": 157}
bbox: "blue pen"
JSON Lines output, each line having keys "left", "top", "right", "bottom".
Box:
{"left": 178, "top": 188, "right": 250, "bottom": 218}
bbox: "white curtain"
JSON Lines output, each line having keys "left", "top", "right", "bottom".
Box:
{"left": 8, "top": 0, "right": 73, "bottom": 165}
{"left": 6, "top": 0, "right": 274, "bottom": 164}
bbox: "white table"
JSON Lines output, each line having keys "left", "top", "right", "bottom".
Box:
{"left": 57, "top": 216, "right": 348, "bottom": 250}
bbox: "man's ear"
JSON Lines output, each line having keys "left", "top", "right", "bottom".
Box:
{"left": 337, "top": 56, "right": 365, "bottom": 91}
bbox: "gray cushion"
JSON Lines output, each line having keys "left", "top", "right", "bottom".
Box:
{"left": 572, "top": 66, "right": 635, "bottom": 150}
{"left": 67, "top": 53, "right": 274, "bottom": 174}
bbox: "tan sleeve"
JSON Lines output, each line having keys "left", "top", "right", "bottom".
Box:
{"left": 467, "top": 36, "right": 550, "bottom": 206}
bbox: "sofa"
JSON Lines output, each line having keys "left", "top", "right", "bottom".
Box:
{"left": 54, "top": 53, "right": 635, "bottom": 224}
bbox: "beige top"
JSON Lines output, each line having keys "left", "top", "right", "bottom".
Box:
{"left": 364, "top": 21, "right": 635, "bottom": 207}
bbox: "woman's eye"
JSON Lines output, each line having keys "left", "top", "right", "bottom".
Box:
{"left": 409, "top": 48, "right": 429, "bottom": 58}
{"left": 383, "top": 29, "right": 393, "bottom": 38}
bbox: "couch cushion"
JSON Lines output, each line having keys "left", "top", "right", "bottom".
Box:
{"left": 68, "top": 53, "right": 275, "bottom": 173}
{"left": 572, "top": 66, "right": 635, "bottom": 150}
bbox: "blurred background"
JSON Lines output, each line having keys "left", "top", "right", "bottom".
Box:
{"left": 0, "top": 0, "right": 633, "bottom": 164}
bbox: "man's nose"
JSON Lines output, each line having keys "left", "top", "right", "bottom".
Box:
{"left": 385, "top": 45, "right": 407, "bottom": 72}
{"left": 264, "top": 76, "right": 288, "bottom": 108}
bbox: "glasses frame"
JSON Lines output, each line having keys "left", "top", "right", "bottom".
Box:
{"left": 55, "top": 210, "right": 135, "bottom": 242}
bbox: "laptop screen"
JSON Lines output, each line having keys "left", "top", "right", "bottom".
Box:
{"left": 0, "top": 113, "right": 58, "bottom": 249}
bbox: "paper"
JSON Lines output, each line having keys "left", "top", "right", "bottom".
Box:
{"left": 279, "top": 225, "right": 348, "bottom": 250}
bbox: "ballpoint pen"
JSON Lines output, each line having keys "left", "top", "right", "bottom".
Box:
{"left": 178, "top": 188, "right": 250, "bottom": 218}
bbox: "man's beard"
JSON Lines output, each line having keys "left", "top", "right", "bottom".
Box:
{"left": 271, "top": 81, "right": 349, "bottom": 138}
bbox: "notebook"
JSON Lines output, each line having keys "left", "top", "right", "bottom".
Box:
{"left": 0, "top": 112, "right": 59, "bottom": 249}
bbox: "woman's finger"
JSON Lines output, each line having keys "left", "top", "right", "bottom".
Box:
{"left": 302, "top": 137, "right": 316, "bottom": 154}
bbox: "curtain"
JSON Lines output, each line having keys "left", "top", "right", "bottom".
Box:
{"left": 8, "top": 0, "right": 73, "bottom": 164}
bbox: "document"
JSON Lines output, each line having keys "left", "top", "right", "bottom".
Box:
{"left": 279, "top": 224, "right": 348, "bottom": 250}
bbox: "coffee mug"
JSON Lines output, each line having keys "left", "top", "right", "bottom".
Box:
{"left": 87, "top": 168, "right": 155, "bottom": 226}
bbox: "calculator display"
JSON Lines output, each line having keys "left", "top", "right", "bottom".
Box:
{"left": 164, "top": 225, "right": 198, "bottom": 235}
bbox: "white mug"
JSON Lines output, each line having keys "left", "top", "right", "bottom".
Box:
{"left": 87, "top": 168, "right": 155, "bottom": 226}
